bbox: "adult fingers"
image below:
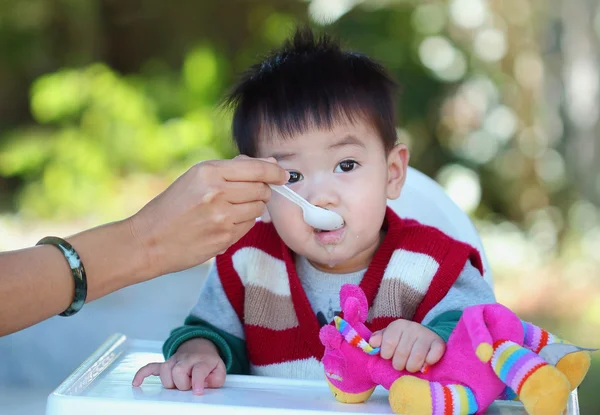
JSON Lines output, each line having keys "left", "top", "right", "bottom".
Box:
{"left": 191, "top": 362, "right": 214, "bottom": 395}
{"left": 405, "top": 338, "right": 430, "bottom": 373}
{"left": 425, "top": 339, "right": 446, "bottom": 366}
{"left": 392, "top": 333, "right": 416, "bottom": 371}
{"left": 231, "top": 201, "right": 267, "bottom": 224}
{"left": 223, "top": 182, "right": 272, "bottom": 204}
{"left": 211, "top": 218, "right": 260, "bottom": 256}
{"left": 226, "top": 219, "right": 261, "bottom": 250}
{"left": 132, "top": 362, "right": 161, "bottom": 387}
{"left": 235, "top": 155, "right": 277, "bottom": 164}
{"left": 220, "top": 158, "right": 288, "bottom": 184}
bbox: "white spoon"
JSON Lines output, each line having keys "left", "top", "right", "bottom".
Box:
{"left": 269, "top": 184, "right": 345, "bottom": 231}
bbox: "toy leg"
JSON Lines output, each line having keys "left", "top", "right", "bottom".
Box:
{"left": 388, "top": 376, "right": 478, "bottom": 415}
{"left": 492, "top": 340, "right": 570, "bottom": 415}
{"left": 521, "top": 320, "right": 591, "bottom": 390}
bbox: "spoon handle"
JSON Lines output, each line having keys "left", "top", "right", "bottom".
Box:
{"left": 268, "top": 184, "right": 309, "bottom": 211}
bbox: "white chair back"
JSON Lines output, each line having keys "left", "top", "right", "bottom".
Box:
{"left": 387, "top": 167, "right": 493, "bottom": 287}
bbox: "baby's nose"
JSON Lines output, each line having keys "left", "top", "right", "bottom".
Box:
{"left": 306, "top": 187, "right": 340, "bottom": 209}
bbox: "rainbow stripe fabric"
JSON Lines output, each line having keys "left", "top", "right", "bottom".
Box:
{"left": 522, "top": 320, "right": 561, "bottom": 353}
{"left": 430, "top": 382, "right": 478, "bottom": 415}
{"left": 491, "top": 340, "right": 547, "bottom": 394}
{"left": 334, "top": 316, "right": 380, "bottom": 355}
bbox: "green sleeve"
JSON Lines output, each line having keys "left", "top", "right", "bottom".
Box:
{"left": 162, "top": 315, "right": 249, "bottom": 375}
{"left": 423, "top": 310, "right": 463, "bottom": 342}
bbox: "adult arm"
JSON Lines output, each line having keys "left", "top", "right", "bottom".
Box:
{"left": 0, "top": 157, "right": 287, "bottom": 336}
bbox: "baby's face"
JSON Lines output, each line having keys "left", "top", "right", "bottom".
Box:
{"left": 257, "top": 119, "right": 408, "bottom": 273}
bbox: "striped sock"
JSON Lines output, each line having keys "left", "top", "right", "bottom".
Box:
{"left": 491, "top": 340, "right": 548, "bottom": 395}
{"left": 430, "top": 382, "right": 478, "bottom": 415}
{"left": 521, "top": 320, "right": 563, "bottom": 353}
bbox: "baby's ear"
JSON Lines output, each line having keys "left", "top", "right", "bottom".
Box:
{"left": 340, "top": 284, "right": 368, "bottom": 323}
{"left": 386, "top": 143, "right": 409, "bottom": 200}
{"left": 320, "top": 325, "right": 343, "bottom": 349}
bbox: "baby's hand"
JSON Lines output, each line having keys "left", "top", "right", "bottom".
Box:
{"left": 132, "top": 339, "right": 226, "bottom": 395}
{"left": 369, "top": 319, "right": 445, "bottom": 373}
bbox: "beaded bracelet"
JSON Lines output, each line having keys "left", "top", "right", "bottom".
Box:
{"left": 36, "top": 236, "right": 88, "bottom": 317}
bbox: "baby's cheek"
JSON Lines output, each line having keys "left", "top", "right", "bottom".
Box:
{"left": 269, "top": 205, "right": 310, "bottom": 246}
{"left": 350, "top": 197, "right": 386, "bottom": 228}
{"left": 269, "top": 199, "right": 302, "bottom": 228}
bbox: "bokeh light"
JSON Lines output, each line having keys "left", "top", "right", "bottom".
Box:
{"left": 419, "top": 36, "right": 467, "bottom": 81}
{"left": 449, "top": 0, "right": 487, "bottom": 29}
{"left": 473, "top": 28, "right": 508, "bottom": 62}
{"left": 436, "top": 164, "right": 481, "bottom": 213}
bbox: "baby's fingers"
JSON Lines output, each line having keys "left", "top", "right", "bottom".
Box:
{"left": 405, "top": 338, "right": 430, "bottom": 373}
{"left": 132, "top": 362, "right": 162, "bottom": 387}
{"left": 191, "top": 362, "right": 214, "bottom": 395}
{"left": 425, "top": 339, "right": 446, "bottom": 365}
{"left": 172, "top": 360, "right": 195, "bottom": 391}
{"left": 369, "top": 331, "right": 383, "bottom": 347}
{"left": 381, "top": 329, "right": 403, "bottom": 360}
{"left": 205, "top": 360, "right": 227, "bottom": 389}
{"left": 392, "top": 333, "right": 416, "bottom": 371}
{"left": 159, "top": 357, "right": 177, "bottom": 389}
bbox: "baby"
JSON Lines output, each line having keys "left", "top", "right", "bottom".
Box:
{"left": 132, "top": 27, "right": 496, "bottom": 395}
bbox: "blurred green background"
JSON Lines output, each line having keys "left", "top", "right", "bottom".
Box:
{"left": 0, "top": 0, "right": 599, "bottom": 412}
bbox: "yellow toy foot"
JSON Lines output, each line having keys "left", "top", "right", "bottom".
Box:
{"left": 325, "top": 378, "right": 375, "bottom": 404}
{"left": 519, "top": 365, "right": 570, "bottom": 415}
{"left": 389, "top": 376, "right": 432, "bottom": 415}
{"left": 556, "top": 350, "right": 591, "bottom": 390}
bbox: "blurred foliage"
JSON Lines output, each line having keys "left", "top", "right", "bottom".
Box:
{"left": 0, "top": 0, "right": 307, "bottom": 220}
{"left": 0, "top": 60, "right": 228, "bottom": 219}
{"left": 1, "top": 0, "right": 600, "bottom": 409}
{"left": 1, "top": 0, "right": 598, "bottom": 225}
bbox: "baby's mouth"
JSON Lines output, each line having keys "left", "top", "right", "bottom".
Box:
{"left": 313, "top": 225, "right": 346, "bottom": 245}
{"left": 313, "top": 220, "right": 346, "bottom": 234}
{"left": 314, "top": 226, "right": 343, "bottom": 233}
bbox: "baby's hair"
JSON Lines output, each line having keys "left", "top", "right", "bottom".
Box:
{"left": 222, "top": 26, "right": 399, "bottom": 157}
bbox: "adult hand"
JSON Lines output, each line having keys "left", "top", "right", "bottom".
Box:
{"left": 130, "top": 156, "right": 288, "bottom": 277}
{"left": 0, "top": 156, "right": 287, "bottom": 336}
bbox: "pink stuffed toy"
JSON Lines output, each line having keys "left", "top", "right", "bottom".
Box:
{"left": 319, "top": 284, "right": 592, "bottom": 415}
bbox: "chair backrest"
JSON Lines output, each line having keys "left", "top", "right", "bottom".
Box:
{"left": 387, "top": 167, "right": 493, "bottom": 287}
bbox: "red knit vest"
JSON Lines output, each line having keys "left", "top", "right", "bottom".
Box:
{"left": 216, "top": 207, "right": 483, "bottom": 373}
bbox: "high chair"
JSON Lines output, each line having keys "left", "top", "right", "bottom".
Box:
{"left": 45, "top": 167, "right": 580, "bottom": 415}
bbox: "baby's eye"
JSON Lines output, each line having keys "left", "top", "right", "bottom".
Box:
{"left": 287, "top": 171, "right": 304, "bottom": 184}
{"left": 334, "top": 160, "right": 359, "bottom": 173}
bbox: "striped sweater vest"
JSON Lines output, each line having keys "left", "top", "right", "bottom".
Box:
{"left": 216, "top": 207, "right": 484, "bottom": 378}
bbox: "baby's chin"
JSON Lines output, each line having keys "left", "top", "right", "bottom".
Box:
{"left": 303, "top": 248, "right": 367, "bottom": 273}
